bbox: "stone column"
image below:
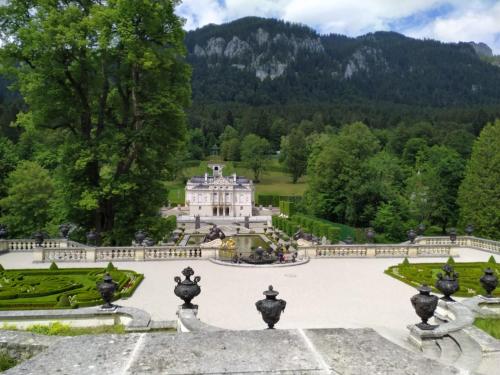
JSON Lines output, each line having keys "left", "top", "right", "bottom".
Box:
{"left": 86, "top": 247, "right": 96, "bottom": 262}
{"left": 408, "top": 246, "right": 418, "bottom": 257}
{"left": 33, "top": 247, "right": 44, "bottom": 262}
{"left": 367, "top": 248, "right": 376, "bottom": 257}
{"left": 0, "top": 240, "right": 8, "bottom": 252}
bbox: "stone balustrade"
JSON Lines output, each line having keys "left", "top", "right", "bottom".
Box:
{"left": 303, "top": 244, "right": 455, "bottom": 258}
{"left": 414, "top": 236, "right": 500, "bottom": 254}
{"left": 1, "top": 235, "right": 494, "bottom": 263}
{"left": 1, "top": 238, "right": 85, "bottom": 252}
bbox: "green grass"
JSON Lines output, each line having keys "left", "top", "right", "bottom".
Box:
{"left": 0, "top": 264, "right": 143, "bottom": 310}
{"left": 474, "top": 318, "right": 500, "bottom": 339}
{"left": 167, "top": 160, "right": 306, "bottom": 205}
{"left": 385, "top": 260, "right": 500, "bottom": 298}
{"left": 0, "top": 352, "right": 17, "bottom": 371}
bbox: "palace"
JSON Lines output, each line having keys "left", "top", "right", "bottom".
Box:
{"left": 185, "top": 164, "right": 254, "bottom": 217}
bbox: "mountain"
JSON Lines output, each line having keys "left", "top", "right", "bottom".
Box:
{"left": 186, "top": 17, "right": 500, "bottom": 107}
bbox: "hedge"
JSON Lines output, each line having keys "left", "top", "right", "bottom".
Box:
{"left": 0, "top": 267, "right": 144, "bottom": 310}
{"left": 257, "top": 194, "right": 302, "bottom": 207}
{"left": 272, "top": 215, "right": 342, "bottom": 243}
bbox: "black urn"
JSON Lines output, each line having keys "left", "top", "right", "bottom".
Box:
{"left": 144, "top": 237, "right": 155, "bottom": 246}
{"left": 59, "top": 223, "right": 71, "bottom": 239}
{"left": 366, "top": 228, "right": 375, "bottom": 243}
{"left": 417, "top": 223, "right": 426, "bottom": 236}
{"left": 174, "top": 267, "right": 201, "bottom": 309}
{"left": 255, "top": 246, "right": 265, "bottom": 258}
{"left": 449, "top": 228, "right": 457, "bottom": 244}
{"left": 86, "top": 230, "right": 98, "bottom": 246}
{"left": 344, "top": 236, "right": 353, "bottom": 244}
{"left": 255, "top": 285, "right": 287, "bottom": 329}
{"left": 410, "top": 284, "right": 439, "bottom": 330}
{"left": 465, "top": 224, "right": 474, "bottom": 236}
{"left": 435, "top": 264, "right": 459, "bottom": 302}
{"left": 97, "top": 273, "right": 117, "bottom": 309}
{"left": 0, "top": 225, "right": 7, "bottom": 239}
{"left": 480, "top": 268, "right": 498, "bottom": 298}
{"left": 33, "top": 231, "right": 44, "bottom": 247}
{"left": 135, "top": 230, "right": 146, "bottom": 245}
{"left": 407, "top": 229, "right": 417, "bottom": 244}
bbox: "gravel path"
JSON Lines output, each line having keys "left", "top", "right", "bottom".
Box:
{"left": 0, "top": 248, "right": 497, "bottom": 347}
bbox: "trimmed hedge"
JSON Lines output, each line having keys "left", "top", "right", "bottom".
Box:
{"left": 272, "top": 215, "right": 342, "bottom": 243}
{"left": 257, "top": 194, "right": 302, "bottom": 208}
{"left": 0, "top": 266, "right": 144, "bottom": 310}
{"left": 385, "top": 260, "right": 500, "bottom": 298}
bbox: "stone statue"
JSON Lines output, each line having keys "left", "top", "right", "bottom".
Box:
{"left": 293, "top": 228, "right": 313, "bottom": 241}
{"left": 203, "top": 225, "right": 226, "bottom": 243}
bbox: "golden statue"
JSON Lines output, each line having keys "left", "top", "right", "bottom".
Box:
{"left": 219, "top": 237, "right": 237, "bottom": 259}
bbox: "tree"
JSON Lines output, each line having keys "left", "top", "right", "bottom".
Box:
{"left": 0, "top": 161, "right": 54, "bottom": 237}
{"left": 458, "top": 120, "right": 500, "bottom": 239}
{"left": 241, "top": 134, "right": 270, "bottom": 182}
{"left": 220, "top": 138, "right": 240, "bottom": 161}
{"left": 0, "top": 137, "right": 18, "bottom": 199}
{"left": 280, "top": 129, "right": 307, "bottom": 183}
{"left": 0, "top": 0, "right": 190, "bottom": 244}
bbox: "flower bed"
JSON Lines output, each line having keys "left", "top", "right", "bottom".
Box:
{"left": 385, "top": 258, "right": 499, "bottom": 298}
{"left": 0, "top": 263, "right": 143, "bottom": 310}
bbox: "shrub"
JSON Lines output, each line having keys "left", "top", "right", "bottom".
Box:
{"left": 488, "top": 256, "right": 497, "bottom": 264}
{"left": 49, "top": 262, "right": 58, "bottom": 270}
{"left": 402, "top": 257, "right": 410, "bottom": 266}
{"left": 0, "top": 352, "right": 17, "bottom": 371}
{"left": 56, "top": 295, "right": 71, "bottom": 308}
{"left": 447, "top": 256, "right": 455, "bottom": 264}
{"left": 106, "top": 262, "right": 116, "bottom": 271}
{"left": 0, "top": 264, "right": 4, "bottom": 271}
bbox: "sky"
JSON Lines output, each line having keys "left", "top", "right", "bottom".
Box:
{"left": 176, "top": 0, "right": 500, "bottom": 54}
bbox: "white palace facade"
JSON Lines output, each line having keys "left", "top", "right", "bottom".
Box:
{"left": 185, "top": 164, "right": 254, "bottom": 217}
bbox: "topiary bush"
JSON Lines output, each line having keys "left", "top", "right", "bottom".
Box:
{"left": 49, "top": 262, "right": 58, "bottom": 270}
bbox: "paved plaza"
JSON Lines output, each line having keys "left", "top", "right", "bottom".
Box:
{"left": 0, "top": 248, "right": 497, "bottom": 348}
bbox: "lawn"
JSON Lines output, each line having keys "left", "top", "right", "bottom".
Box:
{"left": 166, "top": 159, "right": 307, "bottom": 205}
{"left": 0, "top": 264, "right": 143, "bottom": 310}
{"left": 384, "top": 260, "right": 500, "bottom": 298}
{"left": 474, "top": 318, "right": 500, "bottom": 339}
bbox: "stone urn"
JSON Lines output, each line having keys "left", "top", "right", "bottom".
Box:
{"left": 435, "top": 264, "right": 459, "bottom": 302}
{"left": 480, "top": 268, "right": 498, "bottom": 298}
{"left": 236, "top": 227, "right": 240, "bottom": 234}
{"left": 407, "top": 229, "right": 417, "bottom": 244}
{"left": 366, "top": 228, "right": 375, "bottom": 243}
{"left": 255, "top": 246, "right": 265, "bottom": 258}
{"left": 86, "top": 230, "right": 98, "bottom": 246}
{"left": 144, "top": 237, "right": 155, "bottom": 247}
{"left": 410, "top": 284, "right": 439, "bottom": 330}
{"left": 59, "top": 223, "right": 71, "bottom": 239}
{"left": 135, "top": 230, "right": 146, "bottom": 246}
{"left": 97, "top": 273, "right": 117, "bottom": 309}
{"left": 344, "top": 236, "right": 353, "bottom": 245}
{"left": 33, "top": 231, "right": 44, "bottom": 247}
{"left": 465, "top": 224, "right": 474, "bottom": 236}
{"left": 256, "top": 285, "right": 287, "bottom": 329}
{"left": 0, "top": 225, "right": 7, "bottom": 239}
{"left": 417, "top": 223, "right": 426, "bottom": 236}
{"left": 174, "top": 267, "right": 201, "bottom": 309}
{"left": 449, "top": 228, "right": 457, "bottom": 244}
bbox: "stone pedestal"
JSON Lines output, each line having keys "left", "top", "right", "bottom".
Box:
{"left": 86, "top": 247, "right": 96, "bottom": 262}
{"left": 367, "top": 248, "right": 376, "bottom": 257}
{"left": 135, "top": 247, "right": 145, "bottom": 261}
{"left": 0, "top": 240, "right": 8, "bottom": 252}
{"left": 32, "top": 247, "right": 44, "bottom": 262}
{"left": 408, "top": 247, "right": 418, "bottom": 257}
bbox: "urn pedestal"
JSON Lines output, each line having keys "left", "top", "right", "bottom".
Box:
{"left": 410, "top": 285, "right": 438, "bottom": 330}
{"left": 174, "top": 267, "right": 201, "bottom": 309}
{"left": 256, "top": 285, "right": 286, "bottom": 329}
{"left": 480, "top": 268, "right": 498, "bottom": 298}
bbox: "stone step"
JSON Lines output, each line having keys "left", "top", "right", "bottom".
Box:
{"left": 436, "top": 336, "right": 461, "bottom": 365}
{"left": 449, "top": 331, "right": 483, "bottom": 372}
{"left": 421, "top": 339, "right": 441, "bottom": 360}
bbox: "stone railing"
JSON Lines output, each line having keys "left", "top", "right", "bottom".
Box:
{"left": 35, "top": 245, "right": 218, "bottom": 262}
{"left": 1, "top": 238, "right": 86, "bottom": 252}
{"left": 301, "top": 244, "right": 455, "bottom": 258}
{"left": 414, "top": 236, "right": 500, "bottom": 254}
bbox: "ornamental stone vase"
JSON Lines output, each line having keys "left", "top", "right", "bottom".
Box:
{"left": 410, "top": 284, "right": 439, "bottom": 330}
{"left": 435, "top": 264, "right": 459, "bottom": 302}
{"left": 135, "top": 230, "right": 146, "bottom": 246}
{"left": 256, "top": 285, "right": 287, "bottom": 329}
{"left": 480, "top": 268, "right": 498, "bottom": 298}
{"left": 417, "top": 223, "right": 426, "bottom": 236}
{"left": 98, "top": 273, "right": 117, "bottom": 309}
{"left": 407, "top": 229, "right": 417, "bottom": 244}
{"left": 144, "top": 237, "right": 155, "bottom": 247}
{"left": 33, "top": 231, "right": 44, "bottom": 247}
{"left": 0, "top": 225, "right": 7, "bottom": 239}
{"left": 174, "top": 267, "right": 201, "bottom": 309}
{"left": 344, "top": 236, "right": 353, "bottom": 245}
{"left": 59, "top": 223, "right": 70, "bottom": 239}
{"left": 366, "top": 228, "right": 375, "bottom": 243}
{"left": 465, "top": 224, "right": 474, "bottom": 236}
{"left": 449, "top": 228, "right": 457, "bottom": 244}
{"left": 86, "top": 230, "right": 98, "bottom": 246}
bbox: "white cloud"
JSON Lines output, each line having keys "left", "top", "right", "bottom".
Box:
{"left": 176, "top": 0, "right": 500, "bottom": 53}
